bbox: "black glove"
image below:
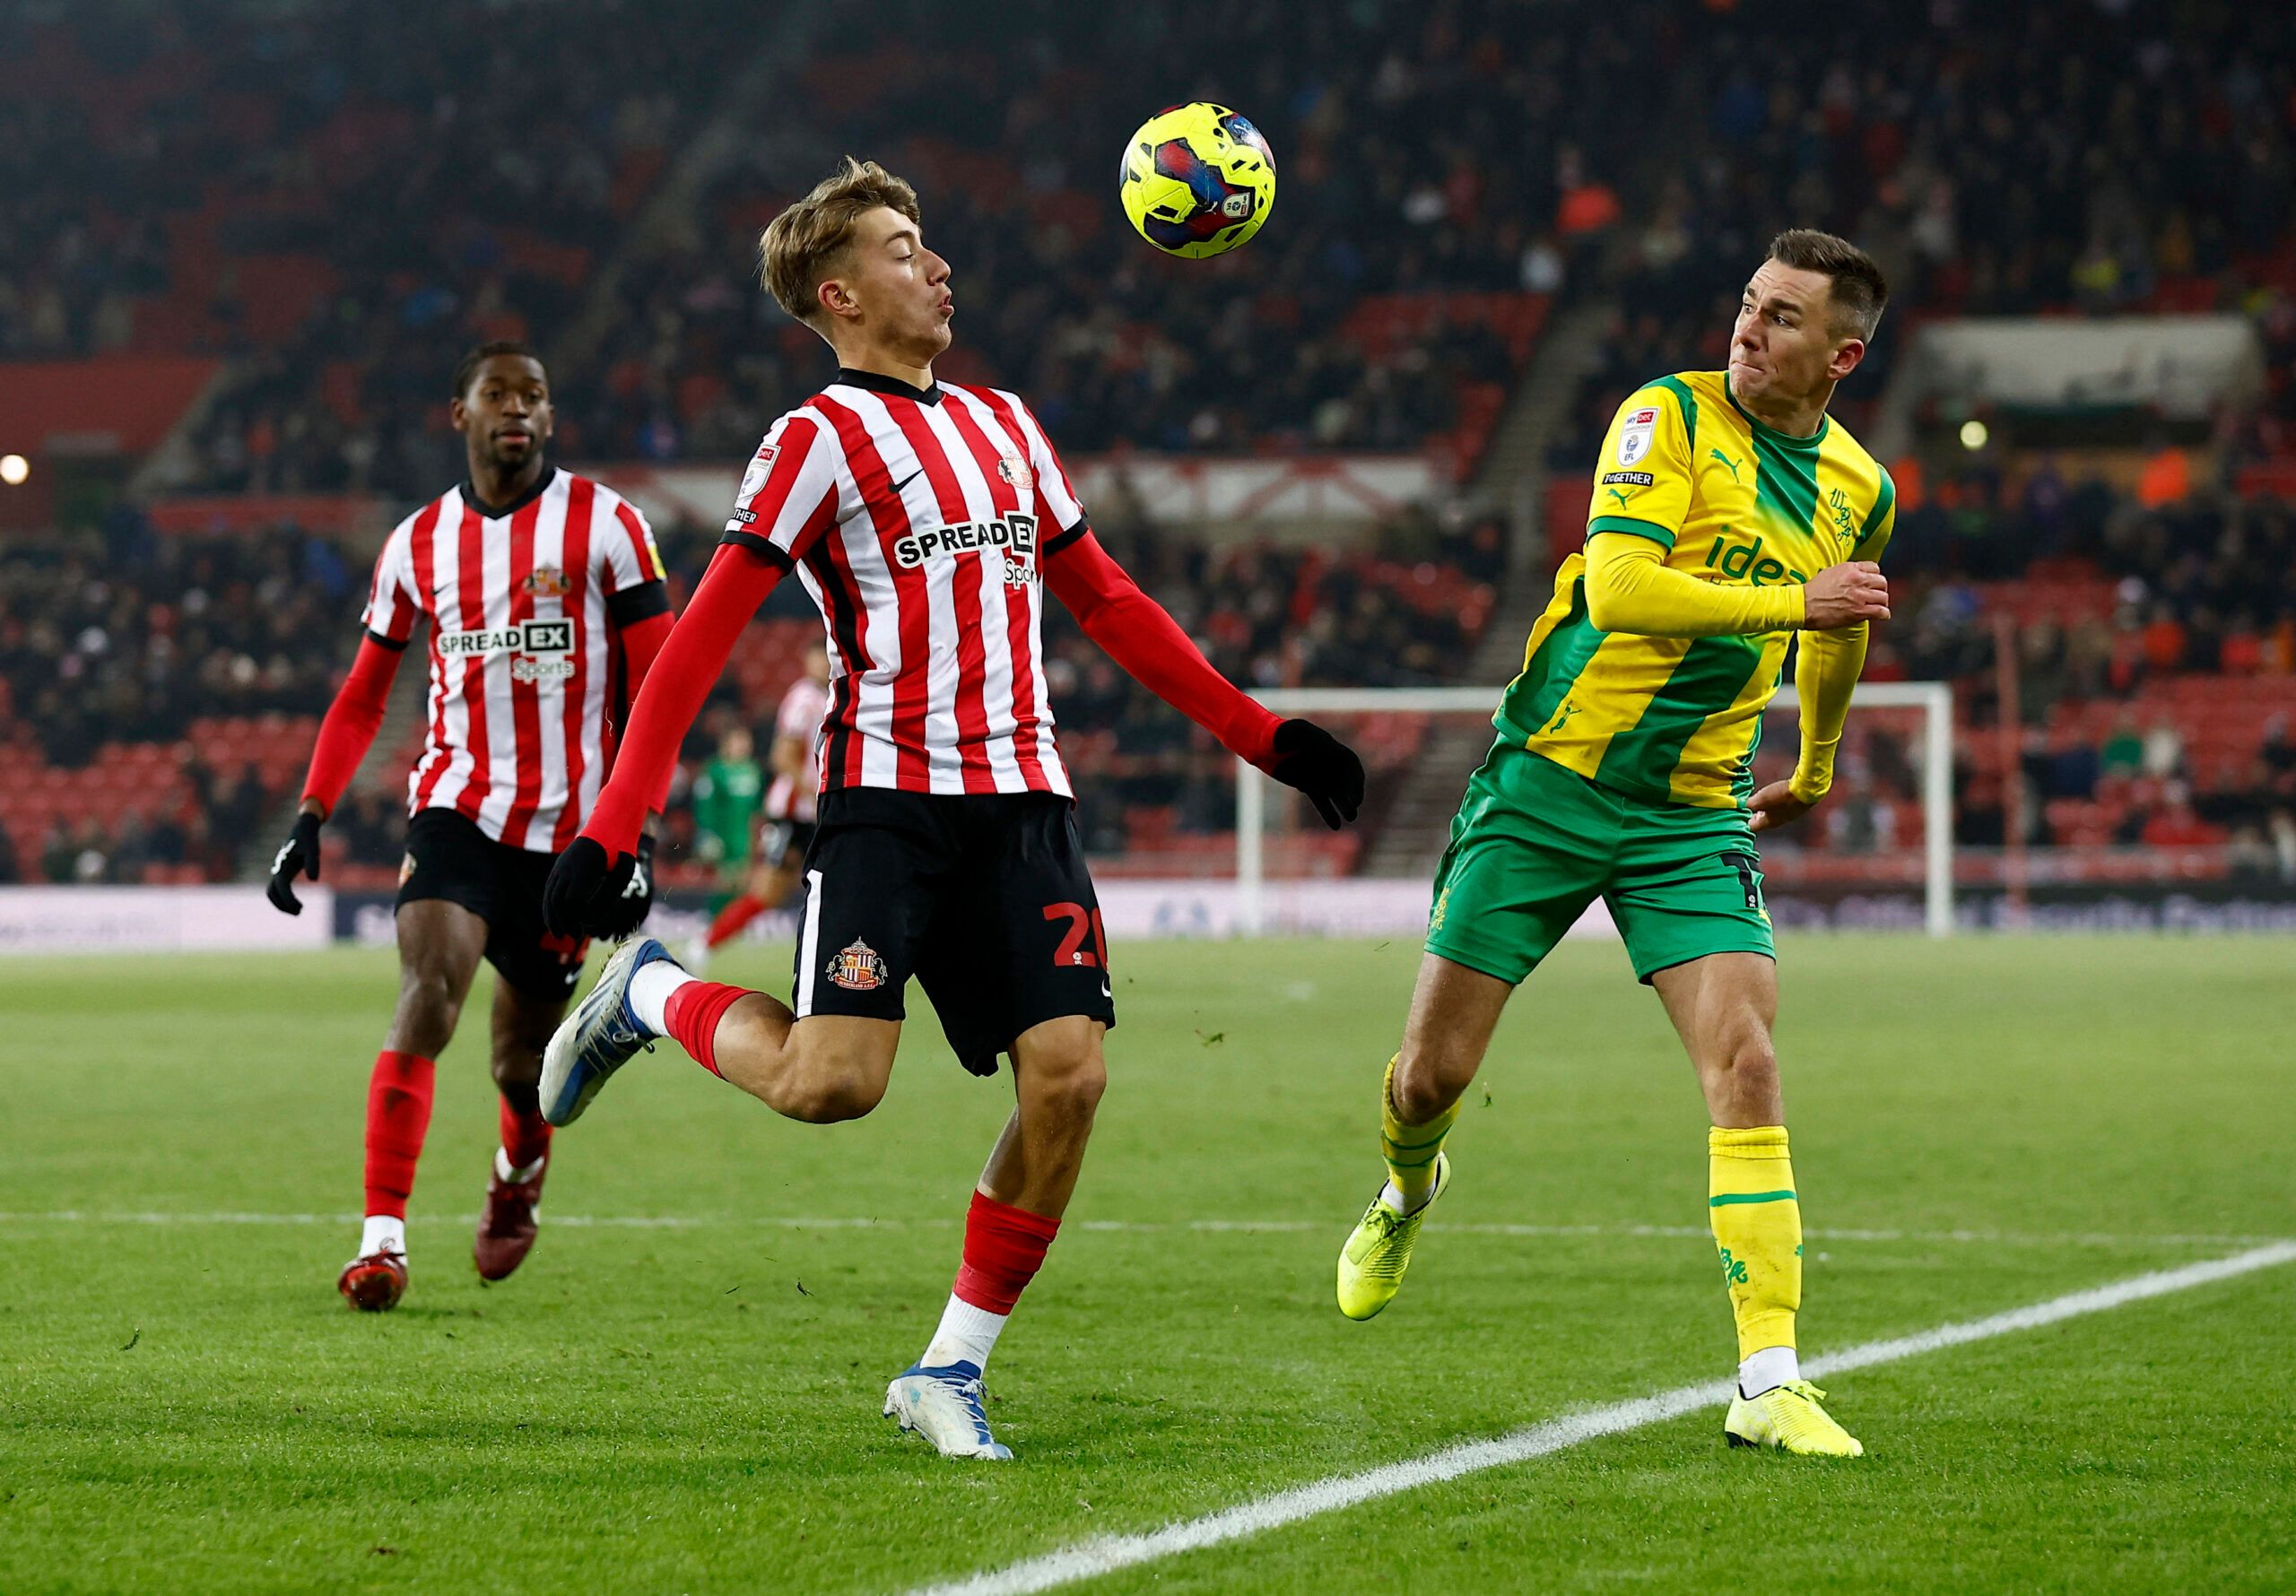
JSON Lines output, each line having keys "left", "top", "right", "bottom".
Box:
{"left": 265, "top": 811, "right": 324, "bottom": 915}
{"left": 1268, "top": 717, "right": 1365, "bottom": 830}
{"left": 590, "top": 832, "right": 657, "bottom": 939}
{"left": 543, "top": 834, "right": 643, "bottom": 940}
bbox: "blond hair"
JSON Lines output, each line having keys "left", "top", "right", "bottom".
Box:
{"left": 758, "top": 157, "right": 923, "bottom": 330}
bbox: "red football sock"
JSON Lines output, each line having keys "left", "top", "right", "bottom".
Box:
{"left": 706, "top": 893, "right": 768, "bottom": 950}
{"left": 363, "top": 1050, "right": 436, "bottom": 1219}
{"left": 662, "top": 980, "right": 752, "bottom": 1077}
{"left": 498, "top": 1094, "right": 552, "bottom": 1174}
{"left": 952, "top": 1190, "right": 1061, "bottom": 1314}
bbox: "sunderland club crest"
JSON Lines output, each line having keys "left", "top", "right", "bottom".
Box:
{"left": 826, "top": 939, "right": 889, "bottom": 992}
{"left": 523, "top": 564, "right": 570, "bottom": 598}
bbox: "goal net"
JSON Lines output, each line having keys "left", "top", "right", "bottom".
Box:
{"left": 1214, "top": 681, "right": 1954, "bottom": 940}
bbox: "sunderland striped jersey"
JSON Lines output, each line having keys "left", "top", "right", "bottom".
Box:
{"left": 362, "top": 467, "right": 669, "bottom": 850}
{"left": 721, "top": 368, "right": 1082, "bottom": 796}
{"left": 763, "top": 675, "right": 831, "bottom": 823}
{"left": 1498, "top": 369, "right": 1896, "bottom": 808}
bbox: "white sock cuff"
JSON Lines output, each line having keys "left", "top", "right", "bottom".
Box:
{"left": 628, "top": 960, "right": 698, "bottom": 1034}
{"left": 494, "top": 1147, "right": 545, "bottom": 1184}
{"left": 360, "top": 1214, "right": 406, "bottom": 1259}
{"left": 922, "top": 1292, "right": 1011, "bottom": 1373}
{"left": 1738, "top": 1344, "right": 1800, "bottom": 1397}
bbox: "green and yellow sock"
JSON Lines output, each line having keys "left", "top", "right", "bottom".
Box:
{"left": 1709, "top": 1124, "right": 1803, "bottom": 1373}
{"left": 1379, "top": 1055, "right": 1458, "bottom": 1211}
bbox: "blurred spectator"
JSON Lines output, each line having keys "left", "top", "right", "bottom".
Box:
{"left": 2100, "top": 710, "right": 2145, "bottom": 777}
{"left": 2141, "top": 718, "right": 2187, "bottom": 781}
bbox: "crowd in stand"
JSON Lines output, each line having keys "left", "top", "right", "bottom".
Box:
{"left": 4, "top": 0, "right": 1662, "bottom": 494}
{"left": 1550, "top": 0, "right": 2296, "bottom": 467}
{"left": 0, "top": 519, "right": 351, "bottom": 766}
{"left": 592, "top": 0, "right": 1630, "bottom": 467}
{"left": 0, "top": 1, "right": 753, "bottom": 496}
{"left": 0, "top": 517, "right": 358, "bottom": 883}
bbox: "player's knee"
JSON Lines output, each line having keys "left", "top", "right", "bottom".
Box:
{"left": 1391, "top": 1046, "right": 1470, "bottom": 1123}
{"left": 489, "top": 1047, "right": 541, "bottom": 1093}
{"left": 783, "top": 1072, "right": 885, "bottom": 1123}
{"left": 770, "top": 1054, "right": 888, "bottom": 1123}
{"left": 392, "top": 968, "right": 462, "bottom": 1050}
{"left": 1716, "top": 1012, "right": 1776, "bottom": 1079}
{"left": 1703, "top": 1012, "right": 1779, "bottom": 1106}
{"left": 1031, "top": 1047, "right": 1106, "bottom": 1125}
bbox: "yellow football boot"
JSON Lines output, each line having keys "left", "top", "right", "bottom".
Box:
{"left": 1724, "top": 1379, "right": 1865, "bottom": 1456}
{"left": 1335, "top": 1152, "right": 1449, "bottom": 1321}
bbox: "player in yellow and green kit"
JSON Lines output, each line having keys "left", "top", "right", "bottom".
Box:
{"left": 1336, "top": 230, "right": 1897, "bottom": 1456}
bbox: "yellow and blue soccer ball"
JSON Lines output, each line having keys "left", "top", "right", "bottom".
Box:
{"left": 1118, "top": 103, "right": 1276, "bottom": 259}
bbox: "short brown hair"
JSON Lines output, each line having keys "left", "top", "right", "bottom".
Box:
{"left": 758, "top": 158, "right": 923, "bottom": 329}
{"left": 1767, "top": 229, "right": 1888, "bottom": 343}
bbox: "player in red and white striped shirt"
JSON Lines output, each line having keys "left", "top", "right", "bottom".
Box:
{"left": 535, "top": 161, "right": 1363, "bottom": 1461}
{"left": 265, "top": 343, "right": 675, "bottom": 1311}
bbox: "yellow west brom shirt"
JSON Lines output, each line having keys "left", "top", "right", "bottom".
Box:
{"left": 1495, "top": 370, "right": 1896, "bottom": 808}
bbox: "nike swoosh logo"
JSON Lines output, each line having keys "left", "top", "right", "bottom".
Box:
{"left": 889, "top": 469, "right": 923, "bottom": 496}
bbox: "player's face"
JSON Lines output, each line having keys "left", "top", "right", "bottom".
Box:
{"left": 1729, "top": 261, "right": 1863, "bottom": 412}
{"left": 451, "top": 355, "right": 554, "bottom": 468}
{"left": 838, "top": 207, "right": 953, "bottom": 360}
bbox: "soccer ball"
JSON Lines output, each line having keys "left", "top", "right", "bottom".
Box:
{"left": 1118, "top": 103, "right": 1276, "bottom": 259}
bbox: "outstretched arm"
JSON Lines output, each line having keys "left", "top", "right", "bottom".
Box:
{"left": 606, "top": 606, "right": 675, "bottom": 794}
{"left": 583, "top": 545, "right": 785, "bottom": 856}
{"left": 1042, "top": 530, "right": 1282, "bottom": 767}
{"left": 1042, "top": 529, "right": 1362, "bottom": 827}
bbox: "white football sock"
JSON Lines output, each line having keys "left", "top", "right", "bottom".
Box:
{"left": 921, "top": 1293, "right": 1009, "bottom": 1374}
{"left": 1738, "top": 1344, "right": 1800, "bottom": 1398}
{"left": 360, "top": 1215, "right": 406, "bottom": 1258}
{"left": 494, "top": 1147, "right": 545, "bottom": 1184}
{"left": 628, "top": 961, "right": 697, "bottom": 1034}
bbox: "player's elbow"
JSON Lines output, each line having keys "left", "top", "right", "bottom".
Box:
{"left": 1583, "top": 579, "right": 1633, "bottom": 633}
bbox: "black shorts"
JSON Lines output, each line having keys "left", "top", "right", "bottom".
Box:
{"left": 396, "top": 808, "right": 587, "bottom": 998}
{"left": 758, "top": 817, "right": 817, "bottom": 867}
{"left": 792, "top": 788, "right": 1116, "bottom": 1077}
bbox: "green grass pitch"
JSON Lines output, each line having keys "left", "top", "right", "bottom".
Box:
{"left": 3, "top": 935, "right": 2292, "bottom": 1593}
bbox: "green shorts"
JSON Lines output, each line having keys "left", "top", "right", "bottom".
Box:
{"left": 1424, "top": 741, "right": 1774, "bottom": 984}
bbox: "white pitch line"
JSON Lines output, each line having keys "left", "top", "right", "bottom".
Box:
{"left": 909, "top": 1242, "right": 2296, "bottom": 1596}
{"left": 0, "top": 1210, "right": 2284, "bottom": 1251}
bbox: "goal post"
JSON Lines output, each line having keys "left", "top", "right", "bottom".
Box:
{"left": 1235, "top": 681, "right": 1955, "bottom": 938}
